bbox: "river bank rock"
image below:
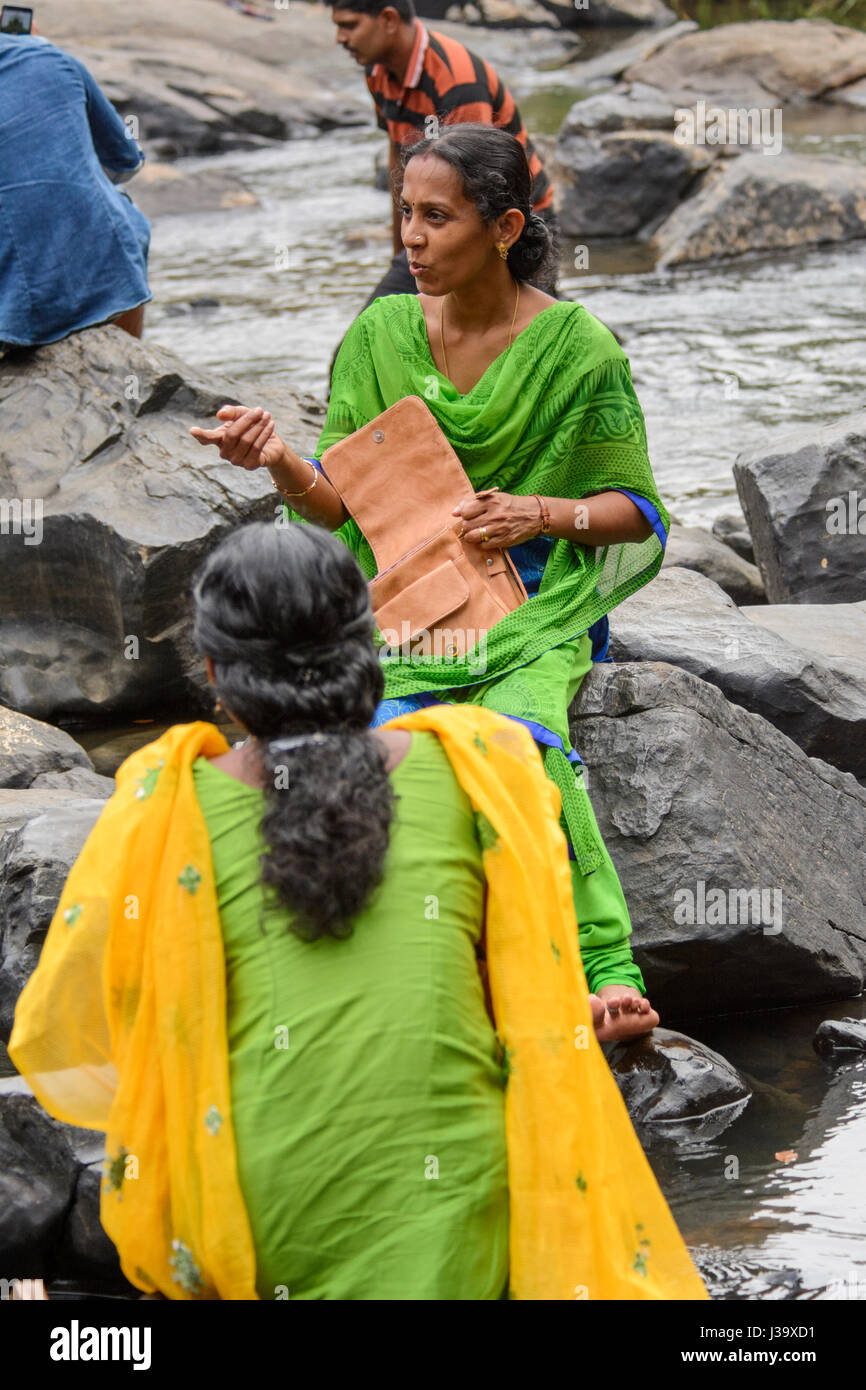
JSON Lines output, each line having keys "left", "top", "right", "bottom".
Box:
{"left": 570, "top": 19, "right": 696, "bottom": 85}
{"left": 741, "top": 601, "right": 866, "bottom": 684}
{"left": 711, "top": 511, "right": 755, "bottom": 565}
{"left": 569, "top": 662, "right": 866, "bottom": 1017}
{"left": 607, "top": 1028, "right": 751, "bottom": 1137}
{"left": 0, "top": 706, "right": 95, "bottom": 790}
{"left": 130, "top": 162, "right": 259, "bottom": 219}
{"left": 0, "top": 326, "right": 321, "bottom": 727}
{"left": 531, "top": 0, "right": 676, "bottom": 27}
{"left": 0, "top": 793, "right": 107, "bottom": 1042}
{"left": 554, "top": 125, "right": 714, "bottom": 239}
{"left": 55, "top": 1163, "right": 133, "bottom": 1292}
{"left": 662, "top": 524, "right": 764, "bottom": 606}
{"left": 38, "top": 0, "right": 369, "bottom": 161}
{"left": 623, "top": 19, "right": 866, "bottom": 108}
{"left": 608, "top": 568, "right": 866, "bottom": 779}
{"left": 734, "top": 410, "right": 866, "bottom": 604}
{"left": 0, "top": 1091, "right": 80, "bottom": 1274}
{"left": 813, "top": 1017, "right": 866, "bottom": 1056}
{"left": 651, "top": 152, "right": 866, "bottom": 268}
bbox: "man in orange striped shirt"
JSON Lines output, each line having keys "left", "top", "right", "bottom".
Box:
{"left": 329, "top": 0, "right": 558, "bottom": 302}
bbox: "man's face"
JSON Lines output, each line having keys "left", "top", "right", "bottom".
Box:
{"left": 331, "top": 8, "right": 391, "bottom": 67}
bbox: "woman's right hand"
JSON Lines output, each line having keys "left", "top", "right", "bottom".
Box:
{"left": 190, "top": 404, "right": 285, "bottom": 472}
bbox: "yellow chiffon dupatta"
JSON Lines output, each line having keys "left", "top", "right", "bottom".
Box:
{"left": 10, "top": 710, "right": 706, "bottom": 1301}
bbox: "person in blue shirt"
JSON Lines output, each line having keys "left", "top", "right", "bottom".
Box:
{"left": 0, "top": 34, "right": 151, "bottom": 349}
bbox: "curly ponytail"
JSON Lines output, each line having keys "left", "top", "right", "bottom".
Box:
{"left": 192, "top": 521, "right": 396, "bottom": 941}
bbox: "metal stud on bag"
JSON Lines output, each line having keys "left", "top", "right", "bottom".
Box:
{"left": 373, "top": 430, "right": 385, "bottom": 443}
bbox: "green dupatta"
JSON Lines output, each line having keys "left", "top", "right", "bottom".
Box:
{"left": 289, "top": 294, "right": 669, "bottom": 872}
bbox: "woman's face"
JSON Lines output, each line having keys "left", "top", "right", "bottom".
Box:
{"left": 400, "top": 156, "right": 505, "bottom": 295}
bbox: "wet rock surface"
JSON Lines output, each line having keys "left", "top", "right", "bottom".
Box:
{"left": 609, "top": 568, "right": 866, "bottom": 780}
{"left": 0, "top": 326, "right": 320, "bottom": 726}
{"left": 607, "top": 1028, "right": 751, "bottom": 1135}
{"left": 813, "top": 1016, "right": 866, "bottom": 1056}
{"left": 734, "top": 410, "right": 866, "bottom": 605}
{"left": 570, "top": 662, "right": 866, "bottom": 1016}
{"left": 740, "top": 600, "right": 866, "bottom": 685}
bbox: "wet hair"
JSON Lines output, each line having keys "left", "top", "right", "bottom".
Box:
{"left": 401, "top": 124, "right": 555, "bottom": 285}
{"left": 192, "top": 521, "right": 395, "bottom": 942}
{"left": 326, "top": 0, "right": 416, "bottom": 19}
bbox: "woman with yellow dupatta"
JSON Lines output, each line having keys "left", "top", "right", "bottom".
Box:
{"left": 10, "top": 523, "right": 705, "bottom": 1302}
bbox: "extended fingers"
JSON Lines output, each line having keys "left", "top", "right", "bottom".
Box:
{"left": 189, "top": 426, "right": 226, "bottom": 446}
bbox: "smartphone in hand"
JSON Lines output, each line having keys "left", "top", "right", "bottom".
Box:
{"left": 0, "top": 6, "right": 33, "bottom": 33}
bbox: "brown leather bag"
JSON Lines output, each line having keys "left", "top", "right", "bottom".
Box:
{"left": 320, "top": 396, "right": 527, "bottom": 657}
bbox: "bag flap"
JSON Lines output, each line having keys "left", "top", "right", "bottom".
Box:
{"left": 373, "top": 559, "right": 470, "bottom": 648}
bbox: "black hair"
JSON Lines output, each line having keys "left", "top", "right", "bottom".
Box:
{"left": 401, "top": 124, "right": 555, "bottom": 285}
{"left": 192, "top": 521, "right": 395, "bottom": 942}
{"left": 326, "top": 0, "right": 416, "bottom": 19}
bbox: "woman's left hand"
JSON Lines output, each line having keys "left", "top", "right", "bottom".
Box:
{"left": 453, "top": 491, "right": 541, "bottom": 548}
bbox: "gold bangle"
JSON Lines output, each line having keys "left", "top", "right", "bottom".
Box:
{"left": 272, "top": 460, "right": 318, "bottom": 499}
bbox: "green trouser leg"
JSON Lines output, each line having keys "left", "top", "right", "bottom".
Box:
{"left": 443, "top": 632, "right": 645, "bottom": 996}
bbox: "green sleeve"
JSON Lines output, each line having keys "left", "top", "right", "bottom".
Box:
{"left": 580, "top": 935, "right": 646, "bottom": 997}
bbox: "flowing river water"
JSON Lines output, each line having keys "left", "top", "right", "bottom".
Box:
{"left": 7, "top": 23, "right": 866, "bottom": 1299}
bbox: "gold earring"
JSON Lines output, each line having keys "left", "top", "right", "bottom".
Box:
{"left": 213, "top": 696, "right": 224, "bottom": 715}
{"left": 497, "top": 242, "right": 509, "bottom": 261}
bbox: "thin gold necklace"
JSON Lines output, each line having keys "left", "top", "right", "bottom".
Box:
{"left": 439, "top": 280, "right": 520, "bottom": 384}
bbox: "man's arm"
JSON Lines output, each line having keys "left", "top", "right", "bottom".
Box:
{"left": 389, "top": 140, "right": 404, "bottom": 256}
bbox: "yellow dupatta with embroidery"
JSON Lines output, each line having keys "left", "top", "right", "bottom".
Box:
{"left": 9, "top": 711, "right": 706, "bottom": 1301}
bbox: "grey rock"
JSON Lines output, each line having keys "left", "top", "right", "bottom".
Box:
{"left": 0, "top": 326, "right": 320, "bottom": 725}
{"left": 554, "top": 127, "right": 714, "bottom": 238}
{"left": 652, "top": 153, "right": 866, "bottom": 269}
{"left": 813, "top": 1016, "right": 866, "bottom": 1055}
{"left": 0, "top": 1091, "right": 79, "bottom": 1274}
{"left": 29, "top": 768, "right": 116, "bottom": 797}
{"left": 741, "top": 600, "right": 866, "bottom": 683}
{"left": 570, "top": 661, "right": 866, "bottom": 1016}
{"left": 570, "top": 21, "right": 697, "bottom": 84}
{"left": 0, "top": 705, "right": 94, "bottom": 790}
{"left": 607, "top": 1027, "right": 751, "bottom": 1136}
{"left": 609, "top": 568, "right": 866, "bottom": 778}
{"left": 130, "top": 162, "right": 259, "bottom": 219}
{"left": 624, "top": 19, "right": 866, "bottom": 107}
{"left": 734, "top": 410, "right": 866, "bottom": 604}
{"left": 558, "top": 84, "right": 678, "bottom": 137}
{"left": 532, "top": 0, "right": 676, "bottom": 27}
{"left": 711, "top": 512, "right": 754, "bottom": 565}
{"left": 55, "top": 1163, "right": 135, "bottom": 1292}
{"left": 829, "top": 75, "right": 866, "bottom": 110}
{"left": 0, "top": 795, "right": 106, "bottom": 1042}
{"left": 662, "top": 523, "right": 764, "bottom": 605}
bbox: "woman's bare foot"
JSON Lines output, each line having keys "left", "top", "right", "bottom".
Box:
{"left": 590, "top": 985, "right": 659, "bottom": 1043}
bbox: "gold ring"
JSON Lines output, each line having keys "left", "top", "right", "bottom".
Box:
{"left": 480, "top": 527, "right": 489, "bottom": 544}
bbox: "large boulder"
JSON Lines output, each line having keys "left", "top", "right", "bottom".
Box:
{"left": 733, "top": 411, "right": 866, "bottom": 604}
{"left": 570, "top": 662, "right": 866, "bottom": 1016}
{"left": 607, "top": 1028, "right": 751, "bottom": 1140}
{"left": 651, "top": 153, "right": 866, "bottom": 268}
{"left": 0, "top": 327, "right": 321, "bottom": 726}
{"left": 532, "top": 0, "right": 676, "bottom": 28}
{"left": 741, "top": 600, "right": 866, "bottom": 684}
{"left": 662, "top": 524, "right": 764, "bottom": 605}
{"left": 0, "top": 793, "right": 107, "bottom": 1041}
{"left": 624, "top": 19, "right": 866, "bottom": 107}
{"left": 0, "top": 1091, "right": 80, "bottom": 1274}
{"left": 0, "top": 706, "right": 95, "bottom": 789}
{"left": 43, "top": 0, "right": 368, "bottom": 161}
{"left": 554, "top": 126, "right": 714, "bottom": 238}
{"left": 570, "top": 20, "right": 697, "bottom": 85}
{"left": 608, "top": 569, "right": 866, "bottom": 779}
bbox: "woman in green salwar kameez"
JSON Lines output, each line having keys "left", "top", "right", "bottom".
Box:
{"left": 191, "top": 125, "right": 668, "bottom": 1040}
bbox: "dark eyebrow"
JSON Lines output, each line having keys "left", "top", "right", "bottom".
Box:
{"left": 399, "top": 197, "right": 455, "bottom": 213}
